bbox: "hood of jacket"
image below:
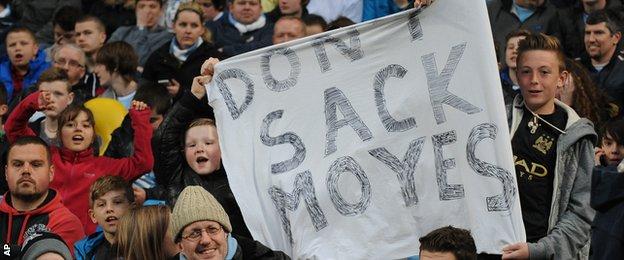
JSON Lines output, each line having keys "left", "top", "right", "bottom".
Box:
{"left": 510, "top": 95, "right": 597, "bottom": 149}
{"left": 57, "top": 146, "right": 96, "bottom": 164}
{"left": 0, "top": 189, "right": 65, "bottom": 243}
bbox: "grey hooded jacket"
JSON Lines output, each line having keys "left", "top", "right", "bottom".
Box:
{"left": 509, "top": 96, "right": 596, "bottom": 260}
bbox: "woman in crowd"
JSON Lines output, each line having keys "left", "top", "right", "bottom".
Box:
{"left": 556, "top": 58, "right": 611, "bottom": 132}
{"left": 142, "top": 2, "right": 222, "bottom": 100}
{"left": 116, "top": 205, "right": 178, "bottom": 260}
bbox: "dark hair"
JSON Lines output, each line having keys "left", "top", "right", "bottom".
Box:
{"left": 303, "top": 14, "right": 327, "bottom": 31}
{"left": 586, "top": 9, "right": 621, "bottom": 34}
{"left": 517, "top": 32, "right": 565, "bottom": 72}
{"left": 205, "top": 0, "right": 225, "bottom": 10}
{"left": 5, "top": 26, "right": 37, "bottom": 44}
{"left": 0, "top": 82, "right": 6, "bottom": 123}
{"left": 96, "top": 41, "right": 138, "bottom": 81}
{"left": 37, "top": 67, "right": 71, "bottom": 92}
{"left": 134, "top": 82, "right": 171, "bottom": 116}
{"left": 53, "top": 5, "right": 82, "bottom": 31}
{"left": 419, "top": 226, "right": 477, "bottom": 260}
{"left": 89, "top": 175, "right": 135, "bottom": 207}
{"left": 8, "top": 136, "right": 52, "bottom": 164}
{"left": 327, "top": 16, "right": 354, "bottom": 31}
{"left": 58, "top": 104, "right": 95, "bottom": 142}
{"left": 135, "top": 0, "right": 164, "bottom": 6}
{"left": 600, "top": 119, "right": 624, "bottom": 145}
{"left": 76, "top": 15, "right": 107, "bottom": 33}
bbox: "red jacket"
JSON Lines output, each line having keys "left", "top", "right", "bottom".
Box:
{"left": 0, "top": 189, "right": 85, "bottom": 251}
{"left": 5, "top": 91, "right": 154, "bottom": 234}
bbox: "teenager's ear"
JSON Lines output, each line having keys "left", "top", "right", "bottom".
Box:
{"left": 0, "top": 104, "right": 8, "bottom": 116}
{"left": 68, "top": 91, "right": 75, "bottom": 105}
{"left": 88, "top": 208, "right": 97, "bottom": 224}
{"left": 558, "top": 70, "right": 569, "bottom": 88}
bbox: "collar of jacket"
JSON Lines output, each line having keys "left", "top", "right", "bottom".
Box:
{"left": 58, "top": 147, "right": 95, "bottom": 163}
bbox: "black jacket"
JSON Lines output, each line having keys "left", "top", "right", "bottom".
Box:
{"left": 231, "top": 234, "right": 290, "bottom": 260}
{"left": 86, "top": 0, "right": 135, "bottom": 37}
{"left": 142, "top": 40, "right": 223, "bottom": 100}
{"left": 487, "top": 0, "right": 558, "bottom": 58}
{"left": 591, "top": 166, "right": 624, "bottom": 260}
{"left": 146, "top": 92, "right": 252, "bottom": 238}
{"left": 210, "top": 13, "right": 274, "bottom": 57}
{"left": 169, "top": 234, "right": 290, "bottom": 260}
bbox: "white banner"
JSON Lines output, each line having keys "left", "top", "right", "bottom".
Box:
{"left": 208, "top": 0, "right": 526, "bottom": 258}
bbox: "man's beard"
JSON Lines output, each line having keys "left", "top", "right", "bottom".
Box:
{"left": 13, "top": 188, "right": 46, "bottom": 203}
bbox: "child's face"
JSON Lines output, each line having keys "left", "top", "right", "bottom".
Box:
{"left": 505, "top": 36, "right": 526, "bottom": 69}
{"left": 89, "top": 190, "right": 133, "bottom": 236}
{"left": 39, "top": 81, "right": 73, "bottom": 119}
{"left": 601, "top": 133, "right": 624, "bottom": 166}
{"left": 6, "top": 32, "right": 38, "bottom": 69}
{"left": 184, "top": 125, "right": 221, "bottom": 175}
{"left": 61, "top": 111, "right": 95, "bottom": 152}
{"left": 517, "top": 50, "right": 566, "bottom": 114}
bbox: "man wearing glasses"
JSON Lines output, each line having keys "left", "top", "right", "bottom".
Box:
{"left": 52, "top": 44, "right": 100, "bottom": 104}
{"left": 171, "top": 186, "right": 289, "bottom": 260}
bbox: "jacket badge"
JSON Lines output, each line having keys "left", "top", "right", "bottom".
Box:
{"left": 533, "top": 135, "right": 554, "bottom": 155}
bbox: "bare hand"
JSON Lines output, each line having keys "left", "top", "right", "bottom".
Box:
{"left": 414, "top": 0, "right": 435, "bottom": 8}
{"left": 502, "top": 242, "right": 529, "bottom": 260}
{"left": 191, "top": 75, "right": 212, "bottom": 99}
{"left": 200, "top": 57, "right": 220, "bottom": 77}
{"left": 133, "top": 186, "right": 146, "bottom": 206}
{"left": 166, "top": 79, "right": 181, "bottom": 97}
{"left": 131, "top": 100, "right": 149, "bottom": 111}
{"left": 394, "top": 0, "right": 409, "bottom": 8}
{"left": 37, "top": 91, "right": 54, "bottom": 111}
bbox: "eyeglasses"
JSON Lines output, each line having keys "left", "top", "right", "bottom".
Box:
{"left": 182, "top": 225, "right": 223, "bottom": 241}
{"left": 54, "top": 58, "right": 84, "bottom": 69}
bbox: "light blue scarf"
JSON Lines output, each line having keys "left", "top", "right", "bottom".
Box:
{"left": 512, "top": 3, "right": 535, "bottom": 23}
{"left": 228, "top": 12, "right": 267, "bottom": 34}
{"left": 170, "top": 37, "right": 204, "bottom": 62}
